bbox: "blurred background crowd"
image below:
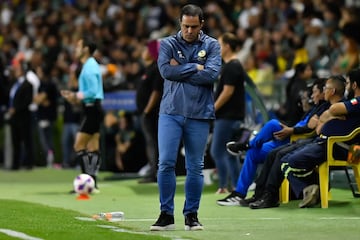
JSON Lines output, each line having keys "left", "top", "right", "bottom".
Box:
{"left": 1, "top": 0, "right": 360, "bottom": 174}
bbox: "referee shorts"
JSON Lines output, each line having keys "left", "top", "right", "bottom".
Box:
{"left": 79, "top": 100, "right": 104, "bottom": 135}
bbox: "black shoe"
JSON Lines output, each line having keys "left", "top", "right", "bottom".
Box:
{"left": 299, "top": 184, "right": 319, "bottom": 208}
{"left": 226, "top": 141, "right": 249, "bottom": 156}
{"left": 216, "top": 191, "right": 244, "bottom": 206}
{"left": 185, "top": 212, "right": 203, "bottom": 231}
{"left": 249, "top": 191, "right": 279, "bottom": 209}
{"left": 138, "top": 176, "right": 157, "bottom": 184}
{"left": 239, "top": 195, "right": 258, "bottom": 207}
{"left": 150, "top": 212, "right": 175, "bottom": 231}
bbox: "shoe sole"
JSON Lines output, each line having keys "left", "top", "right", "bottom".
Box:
{"left": 249, "top": 202, "right": 280, "bottom": 209}
{"left": 150, "top": 224, "right": 175, "bottom": 231}
{"left": 299, "top": 185, "right": 319, "bottom": 208}
{"left": 226, "top": 142, "right": 242, "bottom": 156}
{"left": 185, "top": 225, "right": 204, "bottom": 231}
{"left": 216, "top": 201, "right": 240, "bottom": 206}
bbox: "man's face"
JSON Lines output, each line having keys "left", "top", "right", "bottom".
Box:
{"left": 346, "top": 76, "right": 355, "bottom": 99}
{"left": 323, "top": 79, "right": 335, "bottom": 101}
{"left": 75, "top": 39, "right": 85, "bottom": 60}
{"left": 180, "top": 15, "right": 203, "bottom": 43}
{"left": 218, "top": 37, "right": 226, "bottom": 58}
{"left": 311, "top": 84, "right": 324, "bottom": 105}
{"left": 11, "top": 62, "right": 23, "bottom": 79}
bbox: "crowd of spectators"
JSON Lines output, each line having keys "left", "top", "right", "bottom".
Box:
{"left": 1, "top": 0, "right": 360, "bottom": 170}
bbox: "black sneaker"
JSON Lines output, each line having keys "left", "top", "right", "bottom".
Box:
{"left": 226, "top": 141, "right": 250, "bottom": 156}
{"left": 184, "top": 212, "right": 203, "bottom": 231}
{"left": 150, "top": 212, "right": 175, "bottom": 231}
{"left": 239, "top": 194, "right": 257, "bottom": 207}
{"left": 216, "top": 191, "right": 244, "bottom": 206}
{"left": 249, "top": 191, "right": 279, "bottom": 209}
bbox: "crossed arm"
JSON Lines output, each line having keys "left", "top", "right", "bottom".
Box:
{"left": 157, "top": 40, "right": 221, "bottom": 86}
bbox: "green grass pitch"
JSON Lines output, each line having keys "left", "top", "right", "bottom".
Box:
{"left": 0, "top": 168, "right": 359, "bottom": 240}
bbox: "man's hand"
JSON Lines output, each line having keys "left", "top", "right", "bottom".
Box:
{"left": 170, "top": 58, "right": 179, "bottom": 66}
{"left": 196, "top": 64, "right": 204, "bottom": 71}
{"left": 60, "top": 90, "right": 77, "bottom": 104}
{"left": 273, "top": 123, "right": 293, "bottom": 140}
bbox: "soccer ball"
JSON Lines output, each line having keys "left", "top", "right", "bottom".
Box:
{"left": 73, "top": 174, "right": 95, "bottom": 195}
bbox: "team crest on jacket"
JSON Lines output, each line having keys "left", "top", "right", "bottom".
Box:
{"left": 197, "top": 50, "right": 206, "bottom": 61}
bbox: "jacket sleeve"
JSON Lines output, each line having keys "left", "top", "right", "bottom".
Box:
{"left": 157, "top": 37, "right": 221, "bottom": 86}
{"left": 157, "top": 38, "right": 198, "bottom": 82}
{"left": 293, "top": 125, "right": 314, "bottom": 134}
{"left": 186, "top": 40, "right": 222, "bottom": 86}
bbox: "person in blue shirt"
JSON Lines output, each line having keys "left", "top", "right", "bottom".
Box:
{"left": 278, "top": 69, "right": 360, "bottom": 208}
{"left": 217, "top": 78, "right": 328, "bottom": 206}
{"left": 150, "top": 4, "right": 221, "bottom": 231}
{"left": 61, "top": 38, "right": 104, "bottom": 192}
{"left": 246, "top": 76, "right": 344, "bottom": 209}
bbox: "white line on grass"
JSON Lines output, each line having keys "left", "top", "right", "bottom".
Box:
{"left": 0, "top": 229, "right": 43, "bottom": 240}
{"left": 97, "top": 225, "right": 191, "bottom": 240}
{"left": 122, "top": 217, "right": 282, "bottom": 222}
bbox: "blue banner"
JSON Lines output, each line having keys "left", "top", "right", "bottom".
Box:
{"left": 102, "top": 90, "right": 137, "bottom": 112}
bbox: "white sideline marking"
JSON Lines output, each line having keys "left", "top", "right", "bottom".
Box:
{"left": 74, "top": 217, "right": 96, "bottom": 221}
{"left": 97, "top": 225, "right": 191, "bottom": 240}
{"left": 122, "top": 217, "right": 282, "bottom": 222}
{"left": 0, "top": 229, "right": 43, "bottom": 240}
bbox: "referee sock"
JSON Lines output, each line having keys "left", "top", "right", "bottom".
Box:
{"left": 86, "top": 151, "right": 101, "bottom": 189}
{"left": 75, "top": 150, "right": 88, "bottom": 173}
{"left": 76, "top": 150, "right": 101, "bottom": 189}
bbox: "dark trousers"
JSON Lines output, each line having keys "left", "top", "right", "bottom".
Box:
{"left": 141, "top": 112, "right": 159, "bottom": 178}
{"left": 10, "top": 118, "right": 34, "bottom": 169}
{"left": 281, "top": 139, "right": 326, "bottom": 197}
{"left": 255, "top": 138, "right": 313, "bottom": 198}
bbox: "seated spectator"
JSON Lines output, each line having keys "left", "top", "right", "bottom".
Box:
{"left": 279, "top": 71, "right": 360, "bottom": 208}
{"left": 248, "top": 74, "right": 350, "bottom": 209}
{"left": 277, "top": 63, "right": 314, "bottom": 126}
{"left": 217, "top": 78, "right": 327, "bottom": 206}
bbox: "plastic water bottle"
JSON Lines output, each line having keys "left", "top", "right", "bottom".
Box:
{"left": 93, "top": 211, "right": 124, "bottom": 222}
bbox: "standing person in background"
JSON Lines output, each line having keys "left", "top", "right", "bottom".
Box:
{"left": 61, "top": 63, "right": 82, "bottom": 169}
{"left": 136, "top": 39, "right": 163, "bottom": 184}
{"left": 33, "top": 66, "right": 59, "bottom": 168}
{"left": 61, "top": 37, "right": 104, "bottom": 192}
{"left": 210, "top": 32, "right": 245, "bottom": 194}
{"left": 150, "top": 4, "right": 221, "bottom": 231}
{"left": 6, "top": 57, "right": 34, "bottom": 170}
